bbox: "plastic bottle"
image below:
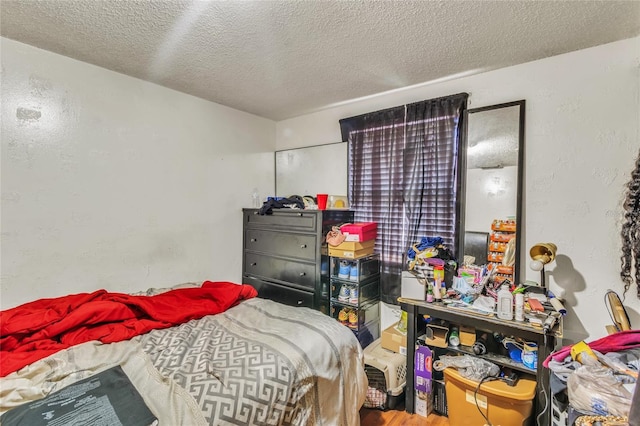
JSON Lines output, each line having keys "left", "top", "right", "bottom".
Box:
{"left": 433, "top": 265, "right": 444, "bottom": 301}
{"left": 426, "top": 284, "right": 434, "bottom": 303}
{"left": 497, "top": 284, "right": 514, "bottom": 320}
{"left": 514, "top": 293, "right": 525, "bottom": 321}
{"left": 449, "top": 327, "right": 460, "bottom": 346}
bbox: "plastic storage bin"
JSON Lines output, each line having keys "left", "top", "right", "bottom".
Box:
{"left": 330, "top": 254, "right": 380, "bottom": 282}
{"left": 330, "top": 301, "right": 380, "bottom": 329}
{"left": 330, "top": 278, "right": 380, "bottom": 307}
{"left": 363, "top": 339, "right": 407, "bottom": 410}
{"left": 443, "top": 368, "right": 536, "bottom": 426}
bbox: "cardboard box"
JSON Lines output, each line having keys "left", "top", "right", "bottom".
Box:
{"left": 425, "top": 324, "right": 449, "bottom": 348}
{"left": 459, "top": 325, "right": 476, "bottom": 346}
{"left": 328, "top": 245, "right": 374, "bottom": 259}
{"left": 414, "top": 344, "right": 433, "bottom": 393}
{"left": 330, "top": 239, "right": 375, "bottom": 251}
{"left": 381, "top": 323, "right": 407, "bottom": 355}
{"left": 341, "top": 222, "right": 378, "bottom": 242}
{"left": 344, "top": 230, "right": 378, "bottom": 242}
{"left": 415, "top": 390, "right": 433, "bottom": 417}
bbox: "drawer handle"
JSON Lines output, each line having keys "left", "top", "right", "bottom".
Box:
{"left": 300, "top": 244, "right": 307, "bottom": 248}
{"left": 253, "top": 211, "right": 258, "bottom": 215}
{"left": 299, "top": 272, "right": 306, "bottom": 277}
{"left": 251, "top": 262, "right": 257, "bottom": 266}
{"left": 297, "top": 300, "right": 303, "bottom": 305}
{"left": 297, "top": 213, "right": 303, "bottom": 217}
{"left": 251, "top": 238, "right": 257, "bottom": 242}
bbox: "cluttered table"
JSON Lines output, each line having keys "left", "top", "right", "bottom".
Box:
{"left": 399, "top": 297, "right": 563, "bottom": 426}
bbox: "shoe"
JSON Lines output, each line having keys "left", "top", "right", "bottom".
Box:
{"left": 349, "top": 287, "right": 359, "bottom": 304}
{"left": 338, "top": 284, "right": 350, "bottom": 302}
{"left": 348, "top": 310, "right": 358, "bottom": 328}
{"left": 338, "top": 308, "right": 349, "bottom": 324}
{"left": 349, "top": 263, "right": 358, "bottom": 281}
{"left": 338, "top": 260, "right": 351, "bottom": 279}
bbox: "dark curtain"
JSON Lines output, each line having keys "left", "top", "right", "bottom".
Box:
{"left": 342, "top": 107, "right": 405, "bottom": 304}
{"left": 340, "top": 94, "right": 467, "bottom": 305}
{"left": 404, "top": 94, "right": 467, "bottom": 252}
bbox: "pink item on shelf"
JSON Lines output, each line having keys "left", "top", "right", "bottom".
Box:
{"left": 341, "top": 222, "right": 377, "bottom": 242}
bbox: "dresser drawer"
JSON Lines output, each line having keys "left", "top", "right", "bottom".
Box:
{"left": 244, "top": 252, "right": 316, "bottom": 289}
{"left": 244, "top": 209, "right": 318, "bottom": 232}
{"left": 243, "top": 276, "right": 314, "bottom": 308}
{"left": 245, "top": 229, "right": 317, "bottom": 261}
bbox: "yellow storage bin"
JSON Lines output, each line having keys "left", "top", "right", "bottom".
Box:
{"left": 443, "top": 368, "right": 536, "bottom": 426}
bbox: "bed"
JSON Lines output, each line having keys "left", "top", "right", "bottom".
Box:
{"left": 0, "top": 281, "right": 368, "bottom": 425}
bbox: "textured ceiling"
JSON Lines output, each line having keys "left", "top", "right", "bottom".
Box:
{"left": 2, "top": 1, "right": 639, "bottom": 121}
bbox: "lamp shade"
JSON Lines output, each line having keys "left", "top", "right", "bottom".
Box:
{"left": 529, "top": 243, "right": 557, "bottom": 270}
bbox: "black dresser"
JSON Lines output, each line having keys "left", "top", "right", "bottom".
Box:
{"left": 242, "top": 208, "right": 353, "bottom": 314}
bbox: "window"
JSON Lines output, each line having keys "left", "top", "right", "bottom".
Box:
{"left": 340, "top": 93, "right": 468, "bottom": 304}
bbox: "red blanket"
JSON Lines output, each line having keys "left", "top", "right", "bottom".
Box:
{"left": 0, "top": 281, "right": 257, "bottom": 377}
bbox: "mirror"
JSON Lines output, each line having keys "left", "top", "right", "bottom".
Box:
{"left": 459, "top": 100, "right": 525, "bottom": 284}
{"left": 275, "top": 142, "right": 348, "bottom": 198}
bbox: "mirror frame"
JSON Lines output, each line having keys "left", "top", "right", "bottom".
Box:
{"left": 456, "top": 100, "right": 525, "bottom": 284}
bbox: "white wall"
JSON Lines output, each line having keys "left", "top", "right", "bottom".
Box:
{"left": 276, "top": 37, "right": 640, "bottom": 343}
{"left": 1, "top": 38, "right": 276, "bottom": 309}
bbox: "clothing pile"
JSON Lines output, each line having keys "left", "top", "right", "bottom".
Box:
{"left": 257, "top": 195, "right": 305, "bottom": 215}
{"left": 406, "top": 236, "right": 456, "bottom": 283}
{"left": 544, "top": 330, "right": 640, "bottom": 423}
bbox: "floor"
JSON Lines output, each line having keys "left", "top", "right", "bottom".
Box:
{"left": 360, "top": 406, "right": 450, "bottom": 426}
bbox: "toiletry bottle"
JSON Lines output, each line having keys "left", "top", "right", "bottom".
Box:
{"left": 426, "top": 284, "right": 434, "bottom": 303}
{"left": 433, "top": 265, "right": 444, "bottom": 301}
{"left": 497, "top": 284, "right": 514, "bottom": 320}
{"left": 514, "top": 293, "right": 524, "bottom": 321}
{"left": 449, "top": 326, "right": 460, "bottom": 347}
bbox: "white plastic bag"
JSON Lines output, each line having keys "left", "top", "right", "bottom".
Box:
{"left": 567, "top": 363, "right": 633, "bottom": 417}
{"left": 433, "top": 354, "right": 500, "bottom": 381}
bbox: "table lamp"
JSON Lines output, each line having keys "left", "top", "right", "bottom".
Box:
{"left": 529, "top": 242, "right": 557, "bottom": 294}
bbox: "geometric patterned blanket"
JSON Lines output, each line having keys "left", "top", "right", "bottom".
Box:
{"left": 137, "top": 298, "right": 367, "bottom": 425}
